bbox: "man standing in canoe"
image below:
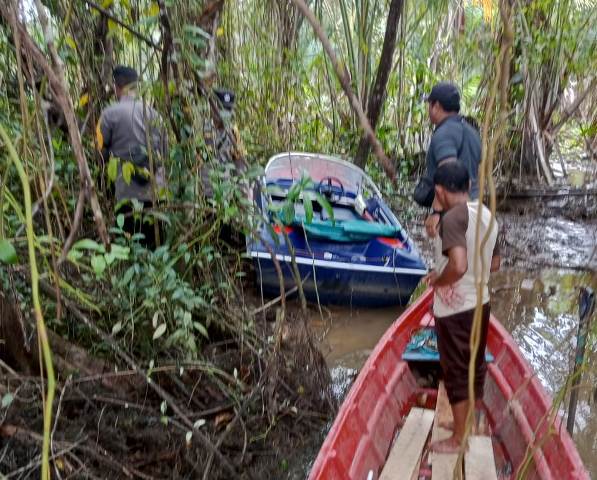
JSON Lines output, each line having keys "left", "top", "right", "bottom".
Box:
{"left": 423, "top": 161, "right": 500, "bottom": 453}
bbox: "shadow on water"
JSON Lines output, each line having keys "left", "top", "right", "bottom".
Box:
{"left": 288, "top": 213, "right": 596, "bottom": 478}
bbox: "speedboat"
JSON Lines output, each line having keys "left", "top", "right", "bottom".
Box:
{"left": 247, "top": 152, "right": 426, "bottom": 307}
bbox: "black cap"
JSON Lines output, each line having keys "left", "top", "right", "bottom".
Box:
{"left": 113, "top": 65, "right": 138, "bottom": 88}
{"left": 425, "top": 82, "right": 460, "bottom": 112}
{"left": 214, "top": 88, "right": 235, "bottom": 110}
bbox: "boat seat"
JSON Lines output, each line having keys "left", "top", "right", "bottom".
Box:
{"left": 379, "top": 407, "right": 434, "bottom": 480}
{"left": 430, "top": 383, "right": 497, "bottom": 480}
{"left": 430, "top": 382, "right": 460, "bottom": 480}
{"left": 465, "top": 436, "right": 498, "bottom": 480}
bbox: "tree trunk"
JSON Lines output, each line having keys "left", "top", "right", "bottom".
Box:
{"left": 354, "top": 0, "right": 404, "bottom": 168}
{"left": 290, "top": 0, "right": 396, "bottom": 180}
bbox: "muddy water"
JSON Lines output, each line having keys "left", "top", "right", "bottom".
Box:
{"left": 293, "top": 214, "right": 597, "bottom": 478}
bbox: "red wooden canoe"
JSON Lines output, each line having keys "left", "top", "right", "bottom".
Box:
{"left": 309, "top": 288, "right": 589, "bottom": 480}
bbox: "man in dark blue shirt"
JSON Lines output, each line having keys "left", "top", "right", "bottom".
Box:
{"left": 422, "top": 82, "right": 481, "bottom": 236}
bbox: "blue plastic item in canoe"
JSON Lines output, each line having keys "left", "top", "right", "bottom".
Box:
{"left": 402, "top": 327, "right": 494, "bottom": 363}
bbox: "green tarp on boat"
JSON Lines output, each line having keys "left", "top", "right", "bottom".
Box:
{"left": 291, "top": 218, "right": 401, "bottom": 243}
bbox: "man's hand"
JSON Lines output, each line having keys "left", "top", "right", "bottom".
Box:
{"left": 423, "top": 270, "right": 438, "bottom": 287}
{"left": 425, "top": 213, "right": 441, "bottom": 238}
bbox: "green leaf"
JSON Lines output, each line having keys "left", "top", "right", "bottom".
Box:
{"left": 1, "top": 393, "right": 14, "bottom": 408}
{"left": 193, "top": 321, "right": 209, "bottom": 339}
{"left": 287, "top": 181, "right": 301, "bottom": 201}
{"left": 146, "top": 211, "right": 171, "bottom": 226}
{"left": 122, "top": 161, "right": 135, "bottom": 185}
{"left": 314, "top": 193, "right": 335, "bottom": 225}
{"left": 183, "top": 24, "right": 211, "bottom": 40}
{"left": 104, "top": 251, "right": 116, "bottom": 265}
{"left": 107, "top": 19, "right": 118, "bottom": 33}
{"left": 187, "top": 36, "right": 207, "bottom": 49}
{"left": 282, "top": 203, "right": 294, "bottom": 225}
{"left": 112, "top": 321, "right": 122, "bottom": 335}
{"left": 107, "top": 157, "right": 119, "bottom": 183}
{"left": 303, "top": 192, "right": 313, "bottom": 224}
{"left": 189, "top": 53, "right": 207, "bottom": 68}
{"left": 187, "top": 335, "right": 197, "bottom": 353}
{"left": 153, "top": 323, "right": 167, "bottom": 340}
{"left": 121, "top": 266, "right": 135, "bottom": 285}
{"left": 90, "top": 255, "right": 107, "bottom": 277}
{"left": 0, "top": 239, "right": 18, "bottom": 264}
{"left": 66, "top": 249, "right": 84, "bottom": 263}
{"left": 244, "top": 165, "right": 265, "bottom": 179}
{"left": 117, "top": 213, "right": 125, "bottom": 229}
{"left": 110, "top": 245, "right": 130, "bottom": 260}
{"left": 72, "top": 238, "right": 102, "bottom": 251}
{"left": 147, "top": 2, "right": 160, "bottom": 17}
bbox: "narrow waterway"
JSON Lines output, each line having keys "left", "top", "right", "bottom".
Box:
{"left": 291, "top": 213, "right": 596, "bottom": 478}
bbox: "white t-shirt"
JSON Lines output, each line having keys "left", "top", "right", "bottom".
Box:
{"left": 433, "top": 201, "right": 499, "bottom": 317}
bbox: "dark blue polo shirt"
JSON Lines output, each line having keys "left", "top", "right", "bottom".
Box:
{"left": 425, "top": 115, "right": 481, "bottom": 199}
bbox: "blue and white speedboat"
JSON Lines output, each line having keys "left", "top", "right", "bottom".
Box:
{"left": 248, "top": 152, "right": 427, "bottom": 307}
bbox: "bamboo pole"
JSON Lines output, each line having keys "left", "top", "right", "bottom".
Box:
{"left": 455, "top": 1, "right": 513, "bottom": 477}
{"left": 0, "top": 124, "right": 56, "bottom": 480}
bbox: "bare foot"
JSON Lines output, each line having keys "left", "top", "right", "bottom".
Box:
{"left": 429, "top": 436, "right": 465, "bottom": 453}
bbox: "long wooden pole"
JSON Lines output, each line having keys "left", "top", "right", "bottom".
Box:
{"left": 566, "top": 287, "right": 595, "bottom": 435}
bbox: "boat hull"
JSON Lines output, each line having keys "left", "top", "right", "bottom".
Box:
{"left": 252, "top": 252, "right": 424, "bottom": 307}
{"left": 309, "top": 289, "right": 589, "bottom": 480}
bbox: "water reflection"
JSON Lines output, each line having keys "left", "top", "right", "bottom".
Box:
{"left": 491, "top": 269, "right": 597, "bottom": 477}
{"left": 315, "top": 304, "right": 402, "bottom": 369}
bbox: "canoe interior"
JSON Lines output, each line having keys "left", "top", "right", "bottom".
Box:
{"left": 309, "top": 289, "right": 589, "bottom": 480}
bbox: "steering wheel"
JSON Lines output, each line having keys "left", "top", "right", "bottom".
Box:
{"left": 317, "top": 176, "right": 345, "bottom": 203}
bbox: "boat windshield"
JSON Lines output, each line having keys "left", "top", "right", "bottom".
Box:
{"left": 265, "top": 153, "right": 378, "bottom": 197}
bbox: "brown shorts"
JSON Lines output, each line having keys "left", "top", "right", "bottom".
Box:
{"left": 436, "top": 303, "right": 490, "bottom": 404}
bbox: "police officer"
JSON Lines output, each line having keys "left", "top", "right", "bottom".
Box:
{"left": 96, "top": 66, "right": 168, "bottom": 247}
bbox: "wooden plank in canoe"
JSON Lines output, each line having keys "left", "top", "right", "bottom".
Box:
{"left": 435, "top": 382, "right": 453, "bottom": 430}
{"left": 431, "top": 382, "right": 461, "bottom": 480}
{"left": 465, "top": 436, "right": 498, "bottom": 480}
{"left": 380, "top": 407, "right": 434, "bottom": 480}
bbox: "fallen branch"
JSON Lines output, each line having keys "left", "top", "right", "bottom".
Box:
{"left": 59, "top": 188, "right": 86, "bottom": 263}
{"left": 252, "top": 285, "right": 299, "bottom": 315}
